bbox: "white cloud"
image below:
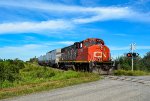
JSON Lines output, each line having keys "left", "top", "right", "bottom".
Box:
{"left": 73, "top": 7, "right": 133, "bottom": 23}
{"left": 0, "top": 41, "right": 75, "bottom": 60}
{"left": 0, "top": 1, "right": 149, "bottom": 34}
{"left": 112, "top": 34, "right": 128, "bottom": 37}
{"left": 110, "top": 45, "right": 150, "bottom": 58}
{"left": 0, "top": 20, "right": 72, "bottom": 34}
{"left": 73, "top": 7, "right": 150, "bottom": 23}
{"left": 0, "top": 1, "right": 132, "bottom": 14}
{"left": 42, "top": 41, "right": 75, "bottom": 46}
{"left": 109, "top": 46, "right": 150, "bottom": 51}
{"left": 0, "top": 1, "right": 150, "bottom": 24}
{"left": 0, "top": 44, "right": 46, "bottom": 61}
{"left": 109, "top": 46, "right": 129, "bottom": 51}
{"left": 137, "top": 46, "right": 150, "bottom": 50}
{"left": 57, "top": 41, "right": 74, "bottom": 45}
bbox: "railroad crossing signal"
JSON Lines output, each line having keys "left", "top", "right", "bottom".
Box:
{"left": 126, "top": 52, "right": 139, "bottom": 58}
{"left": 128, "top": 43, "right": 139, "bottom": 71}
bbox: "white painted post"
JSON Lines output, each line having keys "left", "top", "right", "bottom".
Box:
{"left": 131, "top": 43, "right": 134, "bottom": 71}
{"left": 130, "top": 43, "right": 136, "bottom": 71}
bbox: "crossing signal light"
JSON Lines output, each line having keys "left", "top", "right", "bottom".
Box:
{"left": 132, "top": 52, "right": 139, "bottom": 57}
{"left": 132, "top": 53, "right": 136, "bottom": 57}
{"left": 135, "top": 53, "right": 139, "bottom": 57}
{"left": 126, "top": 53, "right": 139, "bottom": 57}
{"left": 127, "top": 53, "right": 132, "bottom": 57}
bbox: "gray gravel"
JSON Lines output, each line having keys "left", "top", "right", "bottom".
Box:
{"left": 2, "top": 76, "right": 150, "bottom": 101}
{"left": 127, "top": 76, "right": 150, "bottom": 81}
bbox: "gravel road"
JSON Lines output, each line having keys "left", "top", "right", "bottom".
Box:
{"left": 2, "top": 76, "right": 150, "bottom": 101}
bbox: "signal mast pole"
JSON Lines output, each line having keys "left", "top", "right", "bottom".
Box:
{"left": 130, "top": 43, "right": 136, "bottom": 71}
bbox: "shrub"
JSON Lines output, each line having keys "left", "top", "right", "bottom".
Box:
{"left": 114, "top": 70, "right": 148, "bottom": 76}
{"left": 0, "top": 59, "right": 25, "bottom": 88}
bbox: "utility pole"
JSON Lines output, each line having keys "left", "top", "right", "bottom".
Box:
{"left": 130, "top": 43, "right": 136, "bottom": 71}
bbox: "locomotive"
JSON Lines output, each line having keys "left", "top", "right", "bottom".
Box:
{"left": 38, "top": 38, "right": 114, "bottom": 74}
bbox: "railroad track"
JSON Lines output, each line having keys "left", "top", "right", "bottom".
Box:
{"left": 104, "top": 76, "right": 150, "bottom": 86}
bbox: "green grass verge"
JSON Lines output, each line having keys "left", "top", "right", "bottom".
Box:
{"left": 114, "top": 69, "right": 150, "bottom": 76}
{"left": 0, "top": 64, "right": 100, "bottom": 99}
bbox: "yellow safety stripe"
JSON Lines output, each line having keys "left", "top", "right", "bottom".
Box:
{"left": 59, "top": 61, "right": 89, "bottom": 63}
{"left": 59, "top": 61, "right": 112, "bottom": 63}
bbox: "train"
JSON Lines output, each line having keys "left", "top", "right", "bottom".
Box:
{"left": 38, "top": 38, "right": 114, "bottom": 74}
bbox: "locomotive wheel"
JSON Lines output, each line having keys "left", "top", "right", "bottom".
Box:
{"left": 98, "top": 68, "right": 101, "bottom": 74}
{"left": 92, "top": 66, "right": 101, "bottom": 74}
{"left": 75, "top": 65, "right": 79, "bottom": 71}
{"left": 89, "top": 62, "right": 93, "bottom": 72}
{"left": 105, "top": 65, "right": 111, "bottom": 75}
{"left": 72, "top": 65, "right": 76, "bottom": 71}
{"left": 59, "top": 64, "right": 67, "bottom": 70}
{"left": 85, "top": 65, "right": 89, "bottom": 72}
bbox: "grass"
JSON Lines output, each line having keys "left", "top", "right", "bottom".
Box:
{"left": 114, "top": 69, "right": 150, "bottom": 76}
{"left": 0, "top": 63, "right": 100, "bottom": 99}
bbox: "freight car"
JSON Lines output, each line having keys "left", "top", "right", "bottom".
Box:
{"left": 38, "top": 38, "right": 114, "bottom": 74}
{"left": 38, "top": 49, "right": 61, "bottom": 67}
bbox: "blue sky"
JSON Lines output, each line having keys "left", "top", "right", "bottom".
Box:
{"left": 0, "top": 0, "right": 150, "bottom": 60}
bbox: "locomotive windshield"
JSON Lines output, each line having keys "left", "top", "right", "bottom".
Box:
{"left": 96, "top": 41, "right": 101, "bottom": 45}
{"left": 84, "top": 40, "right": 102, "bottom": 47}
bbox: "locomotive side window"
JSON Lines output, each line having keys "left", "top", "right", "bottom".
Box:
{"left": 84, "top": 42, "right": 89, "bottom": 47}
{"left": 74, "top": 42, "right": 80, "bottom": 49}
{"left": 80, "top": 43, "right": 83, "bottom": 48}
